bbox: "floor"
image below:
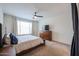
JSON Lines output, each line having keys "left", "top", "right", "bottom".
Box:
{"left": 23, "top": 41, "right": 70, "bottom": 56}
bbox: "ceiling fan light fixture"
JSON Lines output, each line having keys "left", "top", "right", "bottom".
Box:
{"left": 33, "top": 15, "right": 37, "bottom": 19}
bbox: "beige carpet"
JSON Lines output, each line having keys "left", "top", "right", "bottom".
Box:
{"left": 23, "top": 41, "right": 70, "bottom": 56}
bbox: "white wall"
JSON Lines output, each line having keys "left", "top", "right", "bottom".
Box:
{"left": 38, "top": 4, "right": 73, "bottom": 45}
{"left": 32, "top": 21, "right": 39, "bottom": 36}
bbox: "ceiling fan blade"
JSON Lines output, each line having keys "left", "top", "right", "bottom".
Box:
{"left": 36, "top": 15, "right": 43, "bottom": 17}
{"left": 33, "top": 11, "right": 43, "bottom": 18}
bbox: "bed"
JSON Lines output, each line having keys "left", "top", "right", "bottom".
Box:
{"left": 12, "top": 35, "right": 43, "bottom": 54}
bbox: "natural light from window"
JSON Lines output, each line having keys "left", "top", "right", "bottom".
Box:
{"left": 17, "top": 20, "right": 32, "bottom": 35}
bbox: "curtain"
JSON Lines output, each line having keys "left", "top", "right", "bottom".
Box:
{"left": 3, "top": 14, "right": 17, "bottom": 35}
{"left": 71, "top": 3, "right": 79, "bottom": 56}
{"left": 17, "top": 19, "right": 32, "bottom": 35}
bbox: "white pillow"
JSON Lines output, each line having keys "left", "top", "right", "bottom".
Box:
{"left": 5, "top": 37, "right": 11, "bottom": 45}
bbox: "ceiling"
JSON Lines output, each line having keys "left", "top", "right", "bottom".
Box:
{"left": 0, "top": 3, "right": 77, "bottom": 20}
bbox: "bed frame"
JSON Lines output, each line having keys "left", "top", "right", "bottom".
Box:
{"left": 16, "top": 43, "right": 44, "bottom": 56}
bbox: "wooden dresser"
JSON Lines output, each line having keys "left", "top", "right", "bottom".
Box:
{"left": 40, "top": 31, "right": 52, "bottom": 44}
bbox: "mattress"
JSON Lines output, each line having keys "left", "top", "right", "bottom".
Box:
{"left": 16, "top": 35, "right": 41, "bottom": 44}
{"left": 13, "top": 35, "right": 43, "bottom": 54}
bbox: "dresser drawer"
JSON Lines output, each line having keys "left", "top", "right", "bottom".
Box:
{"left": 40, "top": 31, "right": 52, "bottom": 41}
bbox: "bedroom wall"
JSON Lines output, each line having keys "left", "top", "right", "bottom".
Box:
{"left": 32, "top": 21, "right": 39, "bottom": 36}
{"left": 38, "top": 4, "right": 73, "bottom": 45}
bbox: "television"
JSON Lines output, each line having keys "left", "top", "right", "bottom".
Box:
{"left": 0, "top": 23, "right": 3, "bottom": 48}
{"left": 45, "top": 25, "right": 49, "bottom": 31}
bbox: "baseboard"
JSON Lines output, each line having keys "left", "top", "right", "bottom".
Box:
{"left": 46, "top": 40, "right": 71, "bottom": 47}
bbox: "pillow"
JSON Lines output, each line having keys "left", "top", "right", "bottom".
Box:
{"left": 3, "top": 34, "right": 11, "bottom": 45}
{"left": 9, "top": 33, "right": 18, "bottom": 44}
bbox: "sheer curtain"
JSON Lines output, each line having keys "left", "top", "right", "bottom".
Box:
{"left": 17, "top": 18, "right": 32, "bottom": 35}
{"left": 3, "top": 13, "right": 17, "bottom": 35}
{"left": 3, "top": 14, "right": 37, "bottom": 36}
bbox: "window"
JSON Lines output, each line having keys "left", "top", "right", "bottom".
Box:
{"left": 17, "top": 20, "right": 32, "bottom": 35}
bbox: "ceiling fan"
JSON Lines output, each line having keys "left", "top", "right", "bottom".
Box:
{"left": 32, "top": 11, "right": 43, "bottom": 19}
